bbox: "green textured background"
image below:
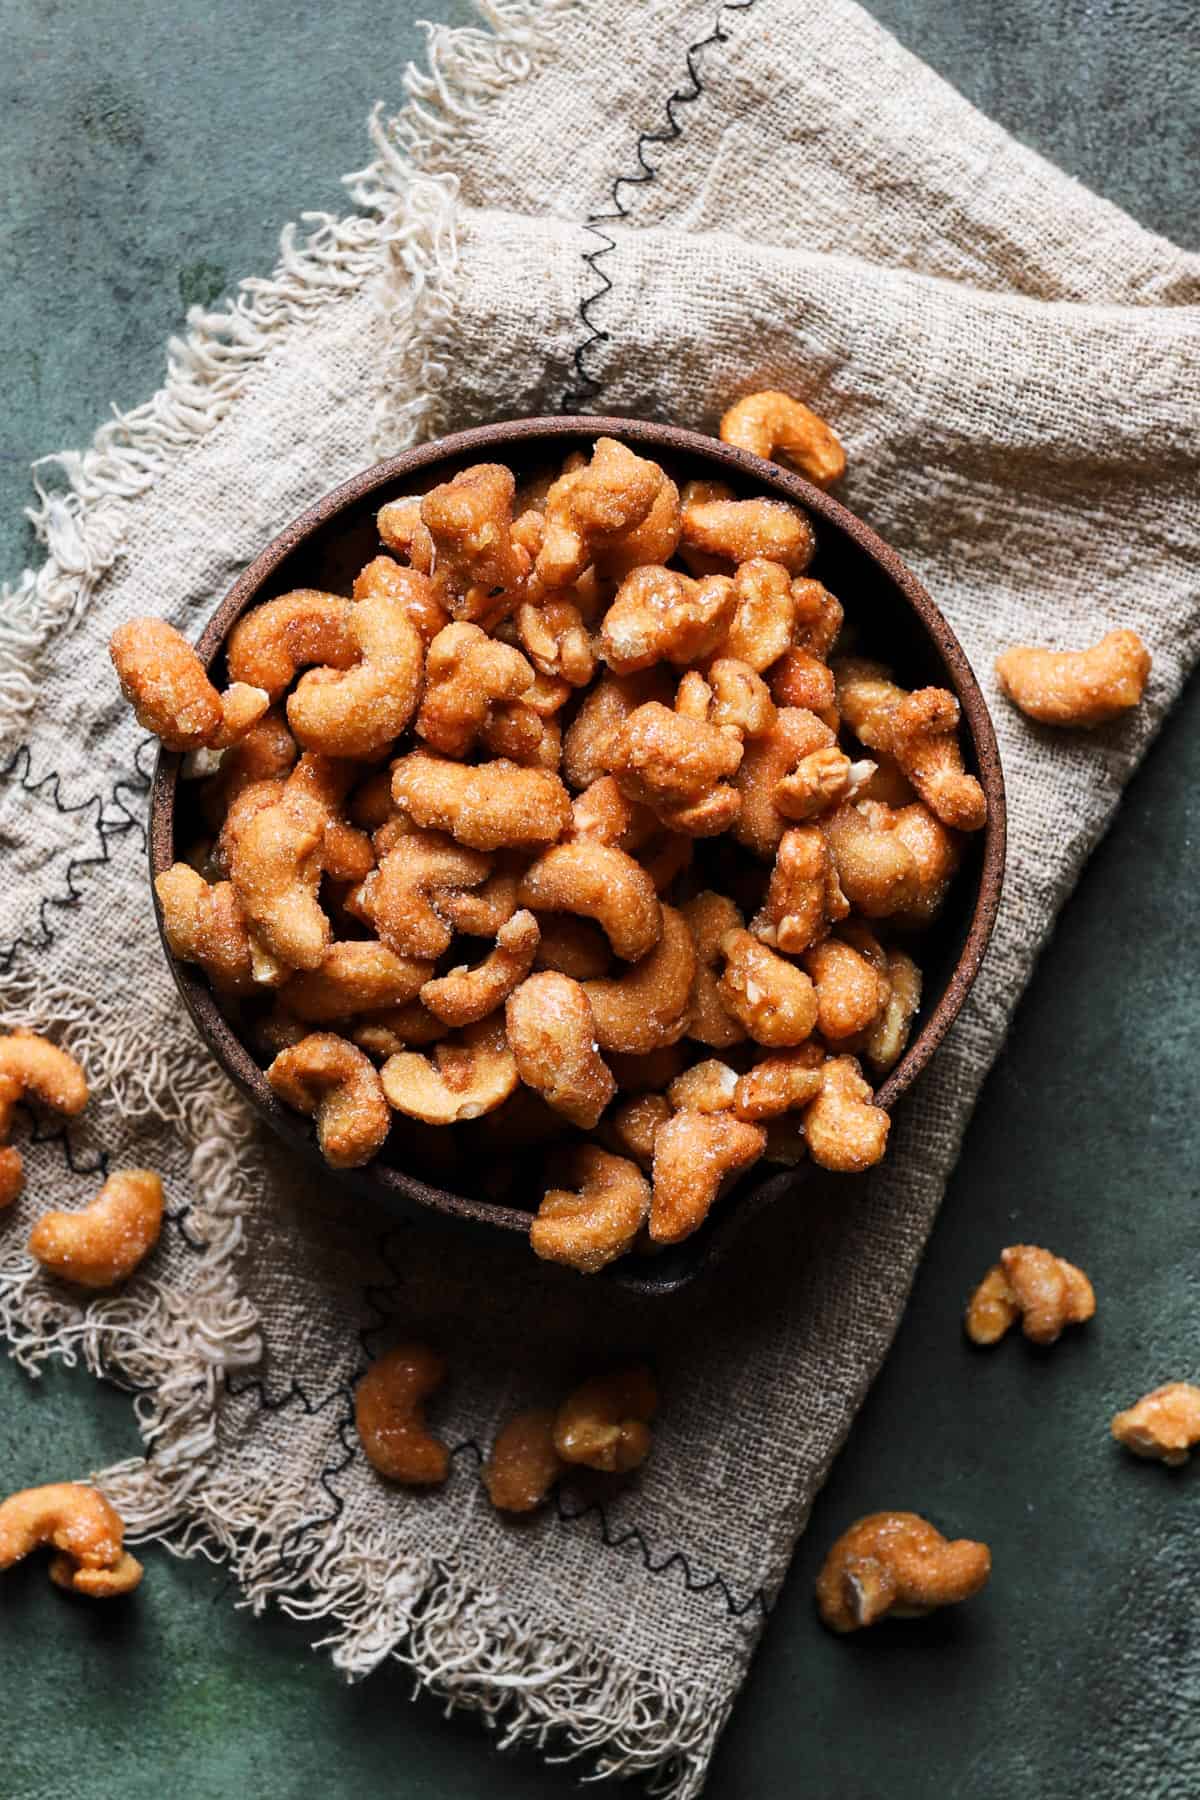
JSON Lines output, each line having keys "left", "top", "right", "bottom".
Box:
{"left": 2, "top": 4, "right": 1198, "bottom": 1796}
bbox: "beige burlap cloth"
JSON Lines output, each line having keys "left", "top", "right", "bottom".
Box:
{"left": 2, "top": 1, "right": 1198, "bottom": 1791}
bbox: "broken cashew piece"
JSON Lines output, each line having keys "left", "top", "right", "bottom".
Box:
{"left": 110, "top": 618, "right": 268, "bottom": 752}
{"left": 420, "top": 910, "right": 541, "bottom": 1027}
{"left": 650, "top": 1107, "right": 766, "bottom": 1243}
{"left": 802, "top": 1055, "right": 889, "bottom": 1173}
{"left": 816, "top": 1512, "right": 991, "bottom": 1633}
{"left": 381, "top": 1016, "right": 518, "bottom": 1125}
{"left": 681, "top": 892, "right": 747, "bottom": 1050}
{"left": 505, "top": 973, "right": 615, "bottom": 1129}
{"left": 268, "top": 1033, "right": 391, "bottom": 1168}
{"left": 835, "top": 659, "right": 986, "bottom": 832}
{"left": 484, "top": 1409, "right": 565, "bottom": 1512}
{"left": 530, "top": 1144, "right": 650, "bottom": 1272}
{"left": 0, "top": 1030, "right": 89, "bottom": 1209}
{"left": 351, "top": 829, "right": 491, "bottom": 960}
{"left": 717, "top": 928, "right": 818, "bottom": 1048}
{"left": 1111, "top": 1383, "right": 1200, "bottom": 1466}
{"left": 965, "top": 1245, "right": 1095, "bottom": 1347}
{"left": 28, "top": 1170, "right": 164, "bottom": 1289}
{"left": 995, "top": 629, "right": 1151, "bottom": 728}
{"left": 355, "top": 1344, "right": 449, "bottom": 1485}
{"left": 554, "top": 1366, "right": 658, "bottom": 1473}
{"left": 720, "top": 389, "right": 847, "bottom": 488}
{"left": 155, "top": 863, "right": 256, "bottom": 995}
{"left": 0, "top": 1483, "right": 143, "bottom": 1597}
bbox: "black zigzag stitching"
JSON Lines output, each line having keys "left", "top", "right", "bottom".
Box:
{"left": 560, "top": 0, "right": 758, "bottom": 413}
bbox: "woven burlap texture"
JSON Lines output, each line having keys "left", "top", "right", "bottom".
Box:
{"left": 2, "top": 2, "right": 1198, "bottom": 1793}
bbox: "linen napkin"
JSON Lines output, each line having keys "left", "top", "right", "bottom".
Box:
{"left": 2, "top": 2, "right": 1198, "bottom": 1793}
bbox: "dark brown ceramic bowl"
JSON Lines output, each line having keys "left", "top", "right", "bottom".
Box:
{"left": 149, "top": 416, "right": 1005, "bottom": 1296}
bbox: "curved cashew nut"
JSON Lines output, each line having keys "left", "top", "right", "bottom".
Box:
{"left": 518, "top": 842, "right": 662, "bottom": 962}
{"left": 599, "top": 566, "right": 736, "bottom": 673}
{"left": 416, "top": 621, "right": 535, "bottom": 756}
{"left": 607, "top": 701, "right": 743, "bottom": 837}
{"left": 717, "top": 928, "right": 818, "bottom": 1048}
{"left": 536, "top": 438, "right": 674, "bottom": 589}
{"left": 350, "top": 829, "right": 492, "bottom": 959}
{"left": 484, "top": 1409, "right": 565, "bottom": 1513}
{"left": 352, "top": 555, "right": 449, "bottom": 644}
{"left": 225, "top": 589, "right": 356, "bottom": 700}
{"left": 720, "top": 389, "right": 847, "bottom": 489}
{"left": 530, "top": 1145, "right": 650, "bottom": 1272}
{"left": 769, "top": 647, "right": 838, "bottom": 728}
{"left": 350, "top": 1002, "right": 448, "bottom": 1059}
{"left": 229, "top": 778, "right": 329, "bottom": 971}
{"left": 752, "top": 823, "right": 849, "bottom": 955}
{"left": 421, "top": 910, "right": 540, "bottom": 1027}
{"left": 1112, "top": 1383, "right": 1200, "bottom": 1466}
{"left": 287, "top": 588, "right": 424, "bottom": 759}
{"left": 155, "top": 863, "right": 255, "bottom": 995}
{"left": 268, "top": 1033, "right": 391, "bottom": 1168}
{"left": 859, "top": 945, "right": 921, "bottom": 1075}
{"left": 681, "top": 892, "right": 747, "bottom": 1049}
{"left": 517, "top": 598, "right": 596, "bottom": 687}
{"left": 835, "top": 659, "right": 986, "bottom": 832}
{"left": 553, "top": 1365, "right": 658, "bottom": 1473}
{"left": 391, "top": 751, "right": 572, "bottom": 851}
{"left": 282, "top": 940, "right": 433, "bottom": 1022}
{"left": 965, "top": 1245, "right": 1095, "bottom": 1347}
{"left": 649, "top": 1108, "right": 766, "bottom": 1244}
{"left": 802, "top": 1055, "right": 889, "bottom": 1173}
{"left": 583, "top": 904, "right": 696, "bottom": 1055}
{"left": 354, "top": 1344, "right": 449, "bottom": 1485}
{"left": 679, "top": 490, "right": 815, "bottom": 576}
{"left": 380, "top": 1016, "right": 518, "bottom": 1124}
{"left": 0, "top": 1031, "right": 89, "bottom": 1210}
{"left": 600, "top": 1093, "right": 672, "bottom": 1170}
{"left": 816, "top": 1512, "right": 991, "bottom": 1633}
{"left": 859, "top": 800, "right": 962, "bottom": 927}
{"left": 995, "top": 628, "right": 1150, "bottom": 728}
{"left": 0, "top": 1483, "right": 143, "bottom": 1597}
{"left": 734, "top": 706, "right": 836, "bottom": 858}
{"left": 198, "top": 707, "right": 297, "bottom": 830}
{"left": 505, "top": 972, "right": 615, "bottom": 1129}
{"left": 28, "top": 1169, "right": 164, "bottom": 1289}
{"left": 718, "top": 557, "right": 797, "bottom": 671}
{"left": 110, "top": 618, "right": 268, "bottom": 752}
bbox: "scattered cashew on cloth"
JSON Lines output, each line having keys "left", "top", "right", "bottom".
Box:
{"left": 1, "top": 2, "right": 1198, "bottom": 1794}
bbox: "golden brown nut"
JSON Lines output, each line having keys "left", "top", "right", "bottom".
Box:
{"left": 533, "top": 915, "right": 613, "bottom": 982}
{"left": 281, "top": 941, "right": 432, "bottom": 1022}
{"left": 530, "top": 1145, "right": 650, "bottom": 1272}
{"left": 416, "top": 621, "right": 535, "bottom": 756}
{"left": 802, "top": 1055, "right": 889, "bottom": 1172}
{"left": 599, "top": 1093, "right": 672, "bottom": 1170}
{"left": 268, "top": 1033, "right": 391, "bottom": 1167}
{"left": 680, "top": 490, "right": 815, "bottom": 576}
{"left": 734, "top": 707, "right": 835, "bottom": 858}
{"left": 0, "top": 1030, "right": 89, "bottom": 1211}
{"left": 110, "top": 618, "right": 268, "bottom": 752}
{"left": 583, "top": 905, "right": 696, "bottom": 1054}
{"left": 420, "top": 463, "right": 531, "bottom": 622}
{"left": 443, "top": 862, "right": 523, "bottom": 938}
{"left": 860, "top": 946, "right": 922, "bottom": 1074}
{"left": 484, "top": 1410, "right": 565, "bottom": 1512}
{"left": 649, "top": 1109, "right": 766, "bottom": 1243}
{"left": 774, "top": 745, "right": 864, "bottom": 820}
{"left": 516, "top": 598, "right": 596, "bottom": 687}
{"left": 752, "top": 823, "right": 849, "bottom": 955}
{"left": 769, "top": 648, "right": 838, "bottom": 727}
{"left": 505, "top": 973, "right": 615, "bottom": 1129}
{"left": 29, "top": 1170, "right": 163, "bottom": 1289}
{"left": 0, "top": 1149, "right": 22, "bottom": 1209}
{"left": 354, "top": 1344, "right": 449, "bottom": 1485}
{"left": 561, "top": 667, "right": 673, "bottom": 791}
{"left": 607, "top": 701, "right": 743, "bottom": 836}
{"left": 353, "top": 555, "right": 449, "bottom": 643}
{"left": 1111, "top": 1383, "right": 1200, "bottom": 1465}
{"left": 666, "top": 1058, "right": 739, "bottom": 1114}
{"left": 518, "top": 842, "right": 661, "bottom": 962}
{"left": 821, "top": 801, "right": 920, "bottom": 919}
{"left": 695, "top": 659, "right": 777, "bottom": 738}
{"left": 681, "top": 892, "right": 747, "bottom": 1050}
{"left": 225, "top": 589, "right": 357, "bottom": 699}
{"left": 420, "top": 910, "right": 540, "bottom": 1027}
{"left": 803, "top": 937, "right": 889, "bottom": 1042}
{"left": 995, "top": 628, "right": 1151, "bottom": 727}
{"left": 835, "top": 659, "right": 986, "bottom": 832}
{"left": 717, "top": 928, "right": 818, "bottom": 1048}
{"left": 554, "top": 1366, "right": 657, "bottom": 1472}
{"left": 816, "top": 1512, "right": 991, "bottom": 1633}
{"left": 732, "top": 1045, "right": 825, "bottom": 1120}
{"left": 154, "top": 864, "right": 255, "bottom": 995}
{"left": 0, "top": 1484, "right": 143, "bottom": 1597}
{"left": 599, "top": 566, "right": 736, "bottom": 672}
{"left": 391, "top": 751, "right": 571, "bottom": 851}
{"left": 350, "top": 829, "right": 492, "bottom": 960}
{"left": 720, "top": 390, "right": 846, "bottom": 488}
{"left": 878, "top": 801, "right": 964, "bottom": 928}
{"left": 376, "top": 495, "right": 424, "bottom": 559}
{"left": 287, "top": 587, "right": 424, "bottom": 760}
{"left": 569, "top": 774, "right": 656, "bottom": 852}
{"left": 965, "top": 1246, "right": 1095, "bottom": 1347}
{"left": 537, "top": 438, "right": 678, "bottom": 588}
{"left": 718, "top": 558, "right": 797, "bottom": 671}
{"left": 381, "top": 1016, "right": 518, "bottom": 1125}
{"left": 790, "top": 578, "right": 845, "bottom": 660}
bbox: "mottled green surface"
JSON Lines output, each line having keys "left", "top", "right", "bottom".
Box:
{"left": 2, "top": 3, "right": 1198, "bottom": 1796}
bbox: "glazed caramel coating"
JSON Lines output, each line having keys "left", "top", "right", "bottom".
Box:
{"left": 821, "top": 801, "right": 920, "bottom": 919}
{"left": 995, "top": 628, "right": 1150, "bottom": 728}
{"left": 0, "top": 1484, "right": 143, "bottom": 1598}
{"left": 720, "top": 390, "right": 847, "bottom": 488}
{"left": 680, "top": 491, "right": 815, "bottom": 576}
{"left": 681, "top": 892, "right": 747, "bottom": 1050}
{"left": 417, "top": 621, "right": 534, "bottom": 757}
{"left": 666, "top": 1058, "right": 738, "bottom": 1114}
{"left": 0, "top": 1148, "right": 22, "bottom": 1209}
{"left": 861, "top": 946, "right": 921, "bottom": 1074}
{"left": 228, "top": 778, "right": 329, "bottom": 970}
{"left": 350, "top": 1002, "right": 448, "bottom": 1058}
{"left": 198, "top": 707, "right": 298, "bottom": 829}
{"left": 600, "top": 1093, "right": 672, "bottom": 1170}
{"left": 376, "top": 495, "right": 424, "bottom": 559}
{"left": 607, "top": 701, "right": 743, "bottom": 837}
{"left": 802, "top": 1055, "right": 889, "bottom": 1172}
{"left": 803, "top": 937, "right": 889, "bottom": 1041}
{"left": 530, "top": 1145, "right": 650, "bottom": 1272}
{"left": 355, "top": 1344, "right": 449, "bottom": 1485}
{"left": 268, "top": 1033, "right": 391, "bottom": 1168}
{"left": 753, "top": 823, "right": 849, "bottom": 955}
{"left": 597, "top": 475, "right": 682, "bottom": 579}
{"left": 561, "top": 667, "right": 673, "bottom": 791}
{"left": 392, "top": 751, "right": 572, "bottom": 851}
{"left": 534, "top": 915, "right": 613, "bottom": 982}
{"left": 0, "top": 1031, "right": 89, "bottom": 1140}
{"left": 1111, "top": 1383, "right": 1200, "bottom": 1466}
{"left": 719, "top": 558, "right": 797, "bottom": 671}
{"left": 442, "top": 863, "right": 522, "bottom": 938}
{"left": 717, "top": 928, "right": 818, "bottom": 1047}
{"left": 351, "top": 829, "right": 491, "bottom": 960}
{"left": 790, "top": 578, "right": 845, "bottom": 660}
{"left": 835, "top": 659, "right": 986, "bottom": 832}
{"left": 774, "top": 745, "right": 861, "bottom": 820}
{"left": 769, "top": 647, "right": 837, "bottom": 720}
{"left": 536, "top": 438, "right": 675, "bottom": 589}
{"left": 420, "top": 910, "right": 540, "bottom": 1028}
{"left": 517, "top": 598, "right": 596, "bottom": 687}
{"left": 287, "top": 587, "right": 423, "bottom": 759}
{"left": 966, "top": 1246, "right": 1095, "bottom": 1347}
{"left": 876, "top": 801, "right": 964, "bottom": 928}
{"left": 962, "top": 1264, "right": 1019, "bottom": 1346}
{"left": 381, "top": 1016, "right": 518, "bottom": 1125}
{"left": 518, "top": 842, "right": 662, "bottom": 962}
{"left": 599, "top": 566, "right": 736, "bottom": 672}
{"left": 505, "top": 973, "right": 614, "bottom": 1129}
{"left": 484, "top": 1410, "right": 564, "bottom": 1512}
{"left": 225, "top": 590, "right": 356, "bottom": 700}
{"left": 29, "top": 1169, "right": 163, "bottom": 1289}
{"left": 583, "top": 905, "right": 696, "bottom": 1055}
{"left": 816, "top": 1512, "right": 991, "bottom": 1633}
{"left": 420, "top": 463, "right": 530, "bottom": 621}
{"left": 155, "top": 863, "right": 255, "bottom": 995}
{"left": 282, "top": 941, "right": 432, "bottom": 1022}
{"left": 110, "top": 618, "right": 268, "bottom": 752}
{"left": 352, "top": 555, "right": 449, "bottom": 643}
{"left": 480, "top": 698, "right": 561, "bottom": 770}
{"left": 650, "top": 1108, "right": 766, "bottom": 1244}
{"left": 734, "top": 707, "right": 835, "bottom": 858}
{"left": 554, "top": 1366, "right": 657, "bottom": 1473}
{"left": 732, "top": 1045, "right": 825, "bottom": 1120}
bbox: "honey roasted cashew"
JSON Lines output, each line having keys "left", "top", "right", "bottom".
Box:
{"left": 816, "top": 1512, "right": 991, "bottom": 1633}
{"left": 416, "top": 621, "right": 535, "bottom": 756}
{"left": 821, "top": 800, "right": 921, "bottom": 919}
{"left": 679, "top": 487, "right": 815, "bottom": 577}
{"left": 676, "top": 659, "right": 776, "bottom": 739}
{"left": 533, "top": 915, "right": 613, "bottom": 982}
{"left": 681, "top": 891, "right": 747, "bottom": 1050}
{"left": 859, "top": 800, "right": 962, "bottom": 928}
{"left": 649, "top": 1108, "right": 766, "bottom": 1244}
{"left": 517, "top": 842, "right": 662, "bottom": 962}
{"left": 1111, "top": 1383, "right": 1200, "bottom": 1466}
{"left": 835, "top": 658, "right": 986, "bottom": 832}
{"left": 752, "top": 823, "right": 849, "bottom": 955}
{"left": 995, "top": 628, "right": 1151, "bottom": 728}
{"left": 0, "top": 1031, "right": 89, "bottom": 1211}
{"left": 505, "top": 972, "right": 615, "bottom": 1129}
{"left": 281, "top": 940, "right": 433, "bottom": 1022}
{"left": 774, "top": 744, "right": 868, "bottom": 820}
{"left": 29, "top": 1169, "right": 164, "bottom": 1289}
{"left": 381, "top": 1015, "right": 518, "bottom": 1125}
{"left": 419, "top": 462, "right": 532, "bottom": 622}
{"left": 583, "top": 904, "right": 696, "bottom": 1055}
{"left": 803, "top": 936, "right": 889, "bottom": 1042}
{"left": 155, "top": 863, "right": 256, "bottom": 995}
{"left": 599, "top": 566, "right": 736, "bottom": 673}
{"left": 352, "top": 555, "right": 449, "bottom": 643}
{"left": 516, "top": 598, "right": 596, "bottom": 687}
{"left": 287, "top": 586, "right": 424, "bottom": 760}
{"left": 768, "top": 647, "right": 838, "bottom": 726}
{"left": 858, "top": 944, "right": 921, "bottom": 1075}
{"left": 666, "top": 1058, "right": 739, "bottom": 1114}
{"left": 392, "top": 750, "right": 572, "bottom": 851}
{"left": 350, "top": 1001, "right": 449, "bottom": 1059}
{"left": 225, "top": 589, "right": 357, "bottom": 700}
{"left": 561, "top": 667, "right": 674, "bottom": 792}
{"left": 568, "top": 775, "right": 657, "bottom": 853}
{"left": 717, "top": 558, "right": 797, "bottom": 672}
{"left": 350, "top": 828, "right": 492, "bottom": 959}
{"left": 229, "top": 763, "right": 334, "bottom": 970}
{"left": 530, "top": 1144, "right": 650, "bottom": 1272}
{"left": 717, "top": 928, "right": 818, "bottom": 1047}
{"left": 720, "top": 389, "right": 847, "bottom": 489}
{"left": 198, "top": 707, "right": 298, "bottom": 830}
{"left": 420, "top": 910, "right": 541, "bottom": 1027}
{"left": 0, "top": 1484, "right": 143, "bottom": 1598}
{"left": 484, "top": 1409, "right": 565, "bottom": 1512}
{"left": 536, "top": 438, "right": 677, "bottom": 589}
{"left": 802, "top": 1055, "right": 889, "bottom": 1173}
{"left": 790, "top": 578, "right": 845, "bottom": 660}
{"left": 554, "top": 1366, "right": 658, "bottom": 1473}
{"left": 354, "top": 1344, "right": 449, "bottom": 1485}
{"left": 965, "top": 1245, "right": 1095, "bottom": 1347}
{"left": 110, "top": 618, "right": 269, "bottom": 752}
{"left": 607, "top": 700, "right": 743, "bottom": 837}
{"left": 732, "top": 1045, "right": 825, "bottom": 1120}
{"left": 734, "top": 707, "right": 836, "bottom": 858}
{"left": 268, "top": 1033, "right": 391, "bottom": 1168}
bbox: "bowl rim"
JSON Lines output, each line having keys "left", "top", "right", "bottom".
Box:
{"left": 149, "top": 414, "right": 1007, "bottom": 1291}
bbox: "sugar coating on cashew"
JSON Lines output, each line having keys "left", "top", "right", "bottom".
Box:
{"left": 28, "top": 1169, "right": 164, "bottom": 1289}
{"left": 717, "top": 928, "right": 818, "bottom": 1048}
{"left": 676, "top": 659, "right": 776, "bottom": 740}
{"left": 420, "top": 462, "right": 532, "bottom": 622}
{"left": 554, "top": 1365, "right": 658, "bottom": 1473}
{"left": 392, "top": 751, "right": 571, "bottom": 851}
{"left": 530, "top": 1145, "right": 650, "bottom": 1272}
{"left": 516, "top": 598, "right": 596, "bottom": 688}
{"left": 802, "top": 1055, "right": 889, "bottom": 1173}
{"left": 505, "top": 972, "right": 615, "bottom": 1129}
{"left": 716, "top": 558, "right": 798, "bottom": 671}
{"left": 679, "top": 488, "right": 815, "bottom": 577}
{"left": 110, "top": 618, "right": 268, "bottom": 753}
{"left": 281, "top": 940, "right": 433, "bottom": 1023}
{"left": 872, "top": 800, "right": 964, "bottom": 928}
{"left": 355, "top": 1344, "right": 449, "bottom": 1485}
{"left": 350, "top": 828, "right": 492, "bottom": 960}
{"left": 607, "top": 701, "right": 743, "bottom": 837}
{"left": 352, "top": 555, "right": 449, "bottom": 643}
{"left": 859, "top": 944, "right": 922, "bottom": 1074}
{"left": 734, "top": 707, "right": 835, "bottom": 858}
{"left": 790, "top": 578, "right": 845, "bottom": 661}
{"left": 599, "top": 1093, "right": 672, "bottom": 1170}
{"left": 599, "top": 565, "right": 736, "bottom": 673}
{"left": 732, "top": 1044, "right": 826, "bottom": 1120}
{"left": 0, "top": 1032, "right": 89, "bottom": 1210}
{"left": 536, "top": 438, "right": 677, "bottom": 589}
{"left": 681, "top": 892, "right": 747, "bottom": 1049}
{"left": 0, "top": 1483, "right": 143, "bottom": 1597}
{"left": 583, "top": 905, "right": 696, "bottom": 1055}
{"left": 568, "top": 775, "right": 656, "bottom": 853}
{"left": 268, "top": 1033, "right": 391, "bottom": 1168}
{"left": 229, "top": 767, "right": 332, "bottom": 971}
{"left": 381, "top": 1016, "right": 518, "bottom": 1125}
{"left": 995, "top": 628, "right": 1150, "bottom": 728}
{"left": 225, "top": 590, "right": 357, "bottom": 700}
{"left": 421, "top": 910, "right": 541, "bottom": 1027}
{"left": 835, "top": 659, "right": 986, "bottom": 833}
{"left": 561, "top": 667, "right": 674, "bottom": 792}
{"left": 650, "top": 1108, "right": 766, "bottom": 1244}
{"left": 821, "top": 800, "right": 921, "bottom": 919}
{"left": 1111, "top": 1383, "right": 1200, "bottom": 1465}
{"left": 769, "top": 647, "right": 838, "bottom": 725}
{"left": 666, "top": 1058, "right": 739, "bottom": 1114}
{"left": 198, "top": 707, "right": 298, "bottom": 829}
{"left": 965, "top": 1245, "right": 1095, "bottom": 1347}
{"left": 816, "top": 1512, "right": 991, "bottom": 1633}
{"left": 753, "top": 823, "right": 849, "bottom": 955}
{"left": 287, "top": 587, "right": 424, "bottom": 759}
{"left": 720, "top": 389, "right": 847, "bottom": 489}
{"left": 484, "top": 1409, "right": 565, "bottom": 1512}
{"left": 416, "top": 622, "right": 535, "bottom": 757}
{"left": 155, "top": 863, "right": 256, "bottom": 995}
{"left": 803, "top": 936, "right": 889, "bottom": 1042}
{"left": 517, "top": 842, "right": 662, "bottom": 962}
